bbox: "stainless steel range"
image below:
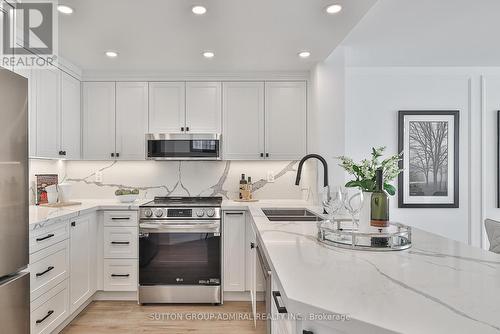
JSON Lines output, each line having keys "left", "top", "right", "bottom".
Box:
{"left": 138, "top": 197, "right": 222, "bottom": 304}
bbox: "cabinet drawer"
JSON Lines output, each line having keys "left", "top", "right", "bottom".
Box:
{"left": 103, "top": 211, "right": 138, "bottom": 227}
{"left": 103, "top": 259, "right": 138, "bottom": 291}
{"left": 31, "top": 279, "right": 69, "bottom": 334}
{"left": 29, "top": 240, "right": 69, "bottom": 301}
{"left": 103, "top": 226, "right": 138, "bottom": 259}
{"left": 30, "top": 220, "right": 69, "bottom": 254}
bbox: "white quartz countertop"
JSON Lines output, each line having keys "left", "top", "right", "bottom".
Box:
{"left": 247, "top": 204, "right": 500, "bottom": 334}
{"left": 29, "top": 198, "right": 500, "bottom": 333}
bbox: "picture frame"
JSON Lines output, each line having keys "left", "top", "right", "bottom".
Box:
{"left": 398, "top": 111, "right": 459, "bottom": 208}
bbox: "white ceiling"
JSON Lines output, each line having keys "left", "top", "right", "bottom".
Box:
{"left": 58, "top": 0, "right": 377, "bottom": 73}
{"left": 342, "top": 0, "right": 500, "bottom": 67}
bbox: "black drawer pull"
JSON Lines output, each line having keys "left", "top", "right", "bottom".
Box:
{"left": 272, "top": 291, "right": 287, "bottom": 313}
{"left": 225, "top": 212, "right": 244, "bottom": 215}
{"left": 250, "top": 242, "right": 255, "bottom": 249}
{"left": 111, "top": 274, "right": 130, "bottom": 277}
{"left": 36, "top": 266, "right": 54, "bottom": 277}
{"left": 36, "top": 310, "right": 54, "bottom": 324}
{"left": 303, "top": 331, "right": 314, "bottom": 334}
{"left": 36, "top": 234, "right": 54, "bottom": 242}
{"left": 111, "top": 241, "right": 130, "bottom": 245}
{"left": 111, "top": 217, "right": 130, "bottom": 220}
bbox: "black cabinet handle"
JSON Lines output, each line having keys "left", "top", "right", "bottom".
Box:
{"left": 116, "top": 153, "right": 120, "bottom": 158}
{"left": 303, "top": 331, "right": 314, "bottom": 334}
{"left": 63, "top": 151, "right": 66, "bottom": 156}
{"left": 36, "top": 234, "right": 54, "bottom": 242}
{"left": 111, "top": 217, "right": 130, "bottom": 220}
{"left": 250, "top": 242, "right": 255, "bottom": 249}
{"left": 36, "top": 310, "right": 54, "bottom": 324}
{"left": 225, "top": 212, "right": 244, "bottom": 215}
{"left": 36, "top": 266, "right": 54, "bottom": 277}
{"left": 186, "top": 126, "right": 190, "bottom": 132}
{"left": 260, "top": 153, "right": 264, "bottom": 158}
{"left": 111, "top": 274, "right": 130, "bottom": 277}
{"left": 111, "top": 241, "right": 130, "bottom": 245}
{"left": 58, "top": 150, "right": 64, "bottom": 156}
{"left": 181, "top": 127, "right": 184, "bottom": 132}
{"left": 111, "top": 153, "right": 115, "bottom": 157}
{"left": 272, "top": 291, "right": 287, "bottom": 313}
{"left": 266, "top": 153, "right": 269, "bottom": 158}
{"left": 71, "top": 221, "right": 76, "bottom": 227}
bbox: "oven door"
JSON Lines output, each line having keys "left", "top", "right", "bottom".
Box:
{"left": 146, "top": 133, "right": 221, "bottom": 160}
{"left": 139, "top": 221, "right": 221, "bottom": 287}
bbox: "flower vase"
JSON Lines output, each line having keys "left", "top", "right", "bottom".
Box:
{"left": 358, "top": 191, "right": 372, "bottom": 232}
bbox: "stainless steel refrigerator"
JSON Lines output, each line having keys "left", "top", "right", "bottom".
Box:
{"left": 0, "top": 68, "right": 30, "bottom": 333}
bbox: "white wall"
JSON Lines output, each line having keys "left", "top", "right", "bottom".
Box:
{"left": 309, "top": 47, "right": 346, "bottom": 190}
{"left": 343, "top": 67, "right": 500, "bottom": 247}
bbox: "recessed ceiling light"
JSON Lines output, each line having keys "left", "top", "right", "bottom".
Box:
{"left": 105, "top": 51, "right": 118, "bottom": 58}
{"left": 325, "top": 4, "right": 342, "bottom": 14}
{"left": 192, "top": 5, "right": 207, "bottom": 15}
{"left": 57, "top": 5, "right": 74, "bottom": 14}
{"left": 298, "top": 51, "right": 311, "bottom": 58}
{"left": 203, "top": 51, "right": 215, "bottom": 58}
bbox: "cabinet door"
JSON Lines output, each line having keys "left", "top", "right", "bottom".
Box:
{"left": 116, "top": 82, "right": 148, "bottom": 160}
{"left": 186, "top": 82, "right": 221, "bottom": 133}
{"left": 245, "top": 219, "right": 257, "bottom": 321}
{"left": 61, "top": 72, "right": 81, "bottom": 159}
{"left": 148, "top": 82, "right": 185, "bottom": 133}
{"left": 265, "top": 82, "right": 307, "bottom": 160}
{"left": 82, "top": 82, "right": 116, "bottom": 160}
{"left": 69, "top": 215, "right": 92, "bottom": 313}
{"left": 223, "top": 211, "right": 246, "bottom": 292}
{"left": 222, "top": 82, "right": 265, "bottom": 160}
{"left": 34, "top": 67, "right": 61, "bottom": 158}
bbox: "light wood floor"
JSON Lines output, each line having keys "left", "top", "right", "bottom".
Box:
{"left": 61, "top": 301, "right": 266, "bottom": 333}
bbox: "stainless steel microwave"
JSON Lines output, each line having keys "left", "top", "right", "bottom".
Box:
{"left": 145, "top": 133, "right": 221, "bottom": 160}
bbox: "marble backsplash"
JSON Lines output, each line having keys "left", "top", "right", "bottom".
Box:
{"left": 29, "top": 159, "right": 317, "bottom": 204}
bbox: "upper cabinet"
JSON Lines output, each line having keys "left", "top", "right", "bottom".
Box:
{"left": 222, "top": 81, "right": 307, "bottom": 160}
{"left": 33, "top": 66, "right": 60, "bottom": 159}
{"left": 82, "top": 82, "right": 116, "bottom": 160}
{"left": 223, "top": 82, "right": 265, "bottom": 160}
{"left": 185, "top": 82, "right": 222, "bottom": 133}
{"left": 265, "top": 82, "right": 307, "bottom": 160}
{"left": 115, "top": 82, "right": 148, "bottom": 160}
{"left": 148, "top": 82, "right": 185, "bottom": 133}
{"left": 83, "top": 82, "right": 148, "bottom": 160}
{"left": 60, "top": 72, "right": 81, "bottom": 159}
{"left": 148, "top": 81, "right": 222, "bottom": 134}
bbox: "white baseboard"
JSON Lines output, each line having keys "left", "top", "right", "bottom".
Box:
{"left": 223, "top": 291, "right": 264, "bottom": 302}
{"left": 93, "top": 290, "right": 138, "bottom": 301}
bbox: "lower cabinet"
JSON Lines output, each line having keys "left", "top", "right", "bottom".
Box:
{"left": 103, "top": 259, "right": 138, "bottom": 291}
{"left": 69, "top": 214, "right": 97, "bottom": 313}
{"left": 31, "top": 280, "right": 70, "bottom": 334}
{"left": 223, "top": 211, "right": 247, "bottom": 291}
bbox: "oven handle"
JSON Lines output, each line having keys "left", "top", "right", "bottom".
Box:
{"left": 139, "top": 223, "right": 220, "bottom": 234}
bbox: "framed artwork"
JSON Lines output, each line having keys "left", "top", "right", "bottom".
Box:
{"left": 398, "top": 111, "right": 459, "bottom": 208}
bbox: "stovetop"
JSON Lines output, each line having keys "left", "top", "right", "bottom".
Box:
{"left": 141, "top": 196, "right": 223, "bottom": 208}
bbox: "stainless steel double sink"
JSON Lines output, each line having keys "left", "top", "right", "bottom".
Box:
{"left": 262, "top": 208, "right": 324, "bottom": 222}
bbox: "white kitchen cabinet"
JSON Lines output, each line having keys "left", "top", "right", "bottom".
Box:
{"left": 69, "top": 214, "right": 97, "bottom": 313}
{"left": 60, "top": 71, "right": 81, "bottom": 159}
{"left": 34, "top": 66, "right": 61, "bottom": 158}
{"left": 103, "top": 259, "right": 138, "bottom": 291}
{"left": 186, "top": 81, "right": 221, "bottom": 133}
{"left": 82, "top": 82, "right": 116, "bottom": 160}
{"left": 222, "top": 82, "right": 265, "bottom": 160}
{"left": 265, "top": 81, "right": 307, "bottom": 160}
{"left": 148, "top": 82, "right": 185, "bottom": 133}
{"left": 246, "top": 220, "right": 258, "bottom": 321}
{"left": 223, "top": 211, "right": 247, "bottom": 292}
{"left": 115, "top": 82, "right": 148, "bottom": 160}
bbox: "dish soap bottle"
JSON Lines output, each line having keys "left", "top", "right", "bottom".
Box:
{"left": 239, "top": 174, "right": 247, "bottom": 200}
{"left": 370, "top": 168, "right": 389, "bottom": 228}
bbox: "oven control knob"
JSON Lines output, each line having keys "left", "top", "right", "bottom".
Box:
{"left": 196, "top": 209, "right": 205, "bottom": 217}
{"left": 144, "top": 209, "right": 153, "bottom": 218}
{"left": 206, "top": 209, "right": 215, "bottom": 217}
{"left": 154, "top": 209, "right": 164, "bottom": 217}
